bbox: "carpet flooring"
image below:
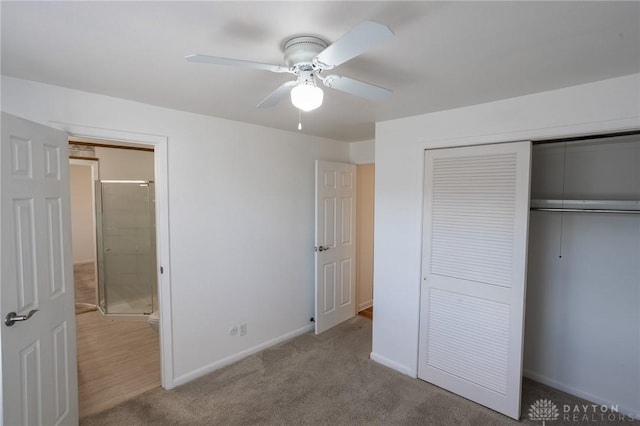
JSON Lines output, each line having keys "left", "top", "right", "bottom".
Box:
{"left": 81, "top": 316, "right": 639, "bottom": 425}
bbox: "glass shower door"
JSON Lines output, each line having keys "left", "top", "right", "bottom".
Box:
{"left": 95, "top": 181, "right": 106, "bottom": 312}
{"left": 95, "top": 180, "right": 156, "bottom": 315}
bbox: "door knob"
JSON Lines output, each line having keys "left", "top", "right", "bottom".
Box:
{"left": 5, "top": 310, "right": 38, "bottom": 327}
{"left": 316, "top": 245, "right": 331, "bottom": 252}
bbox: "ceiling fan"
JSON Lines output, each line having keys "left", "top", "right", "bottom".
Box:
{"left": 186, "top": 21, "right": 394, "bottom": 112}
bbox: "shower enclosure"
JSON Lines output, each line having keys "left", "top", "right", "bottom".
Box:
{"left": 95, "top": 180, "right": 157, "bottom": 315}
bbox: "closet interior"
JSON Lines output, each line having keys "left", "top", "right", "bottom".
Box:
{"left": 523, "top": 133, "right": 640, "bottom": 415}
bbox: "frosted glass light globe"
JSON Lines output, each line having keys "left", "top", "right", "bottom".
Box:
{"left": 291, "top": 83, "right": 324, "bottom": 112}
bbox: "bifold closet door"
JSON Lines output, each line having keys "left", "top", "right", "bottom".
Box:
{"left": 418, "top": 141, "right": 531, "bottom": 420}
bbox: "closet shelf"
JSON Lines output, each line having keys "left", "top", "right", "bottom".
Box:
{"left": 530, "top": 199, "right": 640, "bottom": 214}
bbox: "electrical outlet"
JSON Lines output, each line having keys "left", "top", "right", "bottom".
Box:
{"left": 239, "top": 323, "right": 247, "bottom": 336}
{"left": 229, "top": 325, "right": 238, "bottom": 336}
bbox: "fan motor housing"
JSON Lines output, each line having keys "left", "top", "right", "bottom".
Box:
{"left": 283, "top": 36, "right": 328, "bottom": 68}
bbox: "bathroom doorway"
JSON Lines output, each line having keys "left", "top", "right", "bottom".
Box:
{"left": 69, "top": 139, "right": 161, "bottom": 417}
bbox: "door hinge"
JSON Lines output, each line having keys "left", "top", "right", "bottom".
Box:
{"left": 160, "top": 266, "right": 164, "bottom": 274}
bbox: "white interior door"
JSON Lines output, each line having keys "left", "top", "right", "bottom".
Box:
{"left": 315, "top": 160, "right": 356, "bottom": 334}
{"left": 418, "top": 141, "right": 531, "bottom": 420}
{"left": 1, "top": 113, "right": 78, "bottom": 425}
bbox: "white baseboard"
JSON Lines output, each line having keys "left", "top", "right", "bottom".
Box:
{"left": 358, "top": 300, "right": 373, "bottom": 311}
{"left": 73, "top": 259, "right": 95, "bottom": 266}
{"left": 370, "top": 352, "right": 416, "bottom": 378}
{"left": 173, "top": 324, "right": 314, "bottom": 387}
{"left": 524, "top": 369, "right": 639, "bottom": 419}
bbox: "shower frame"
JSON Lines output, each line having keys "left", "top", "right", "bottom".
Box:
{"left": 94, "top": 179, "right": 158, "bottom": 317}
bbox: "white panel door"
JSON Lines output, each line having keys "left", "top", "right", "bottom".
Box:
{"left": 419, "top": 141, "right": 531, "bottom": 420}
{"left": 1, "top": 113, "right": 78, "bottom": 425}
{"left": 315, "top": 161, "right": 356, "bottom": 334}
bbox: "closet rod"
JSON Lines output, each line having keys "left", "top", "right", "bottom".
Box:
{"left": 530, "top": 199, "right": 640, "bottom": 211}
{"left": 530, "top": 208, "right": 640, "bottom": 214}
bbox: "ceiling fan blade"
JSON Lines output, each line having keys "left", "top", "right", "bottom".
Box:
{"left": 313, "top": 21, "right": 393, "bottom": 69}
{"left": 256, "top": 81, "right": 298, "bottom": 108}
{"left": 185, "top": 54, "right": 290, "bottom": 73}
{"left": 322, "top": 75, "right": 391, "bottom": 101}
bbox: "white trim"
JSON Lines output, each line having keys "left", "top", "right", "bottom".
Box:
{"left": 173, "top": 324, "right": 314, "bottom": 387}
{"left": 49, "top": 121, "right": 167, "bottom": 145}
{"left": 524, "top": 369, "right": 639, "bottom": 420}
{"left": 57, "top": 122, "right": 175, "bottom": 390}
{"left": 370, "top": 352, "right": 416, "bottom": 378}
{"left": 100, "top": 180, "right": 149, "bottom": 184}
{"left": 413, "top": 117, "right": 639, "bottom": 152}
{"left": 357, "top": 301, "right": 373, "bottom": 311}
{"left": 96, "top": 309, "right": 150, "bottom": 322}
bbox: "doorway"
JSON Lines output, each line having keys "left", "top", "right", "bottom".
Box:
{"left": 69, "top": 139, "right": 161, "bottom": 417}
{"left": 356, "top": 164, "right": 375, "bottom": 320}
{"left": 524, "top": 133, "right": 640, "bottom": 416}
{"left": 69, "top": 158, "right": 99, "bottom": 315}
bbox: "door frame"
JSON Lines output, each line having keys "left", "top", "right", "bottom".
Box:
{"left": 69, "top": 158, "right": 99, "bottom": 306}
{"left": 51, "top": 121, "right": 175, "bottom": 389}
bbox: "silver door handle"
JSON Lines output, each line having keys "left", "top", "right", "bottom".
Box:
{"left": 315, "top": 245, "right": 331, "bottom": 252}
{"left": 5, "top": 310, "right": 38, "bottom": 327}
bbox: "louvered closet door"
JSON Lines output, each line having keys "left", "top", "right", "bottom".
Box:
{"left": 419, "top": 141, "right": 531, "bottom": 420}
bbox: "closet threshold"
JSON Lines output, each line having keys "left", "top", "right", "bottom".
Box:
{"left": 530, "top": 199, "right": 640, "bottom": 214}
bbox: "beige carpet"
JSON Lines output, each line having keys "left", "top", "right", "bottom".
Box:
{"left": 81, "top": 316, "right": 639, "bottom": 425}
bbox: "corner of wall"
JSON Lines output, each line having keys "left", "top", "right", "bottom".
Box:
{"left": 370, "top": 352, "right": 417, "bottom": 378}
{"left": 349, "top": 139, "right": 375, "bottom": 164}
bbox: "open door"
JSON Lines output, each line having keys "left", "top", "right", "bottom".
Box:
{"left": 314, "top": 160, "right": 356, "bottom": 334}
{"left": 1, "top": 113, "right": 79, "bottom": 425}
{"left": 418, "top": 141, "right": 531, "bottom": 420}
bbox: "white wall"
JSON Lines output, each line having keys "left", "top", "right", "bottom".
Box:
{"left": 1, "top": 75, "right": 349, "bottom": 384}
{"left": 349, "top": 139, "right": 375, "bottom": 165}
{"left": 372, "top": 73, "right": 640, "bottom": 381}
{"left": 69, "top": 164, "right": 95, "bottom": 264}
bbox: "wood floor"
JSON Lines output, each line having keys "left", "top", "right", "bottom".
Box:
{"left": 358, "top": 306, "right": 373, "bottom": 320}
{"left": 75, "top": 262, "right": 98, "bottom": 306}
{"left": 74, "top": 265, "right": 161, "bottom": 418}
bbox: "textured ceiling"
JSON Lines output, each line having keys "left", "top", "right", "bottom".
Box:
{"left": 2, "top": 1, "right": 638, "bottom": 141}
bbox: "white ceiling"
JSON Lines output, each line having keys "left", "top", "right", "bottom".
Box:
{"left": 2, "top": 1, "right": 638, "bottom": 142}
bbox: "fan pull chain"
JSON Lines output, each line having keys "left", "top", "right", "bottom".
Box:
{"left": 558, "top": 142, "right": 568, "bottom": 259}
{"left": 298, "top": 110, "right": 302, "bottom": 130}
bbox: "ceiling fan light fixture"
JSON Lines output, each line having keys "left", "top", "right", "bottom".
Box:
{"left": 290, "top": 82, "right": 324, "bottom": 112}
